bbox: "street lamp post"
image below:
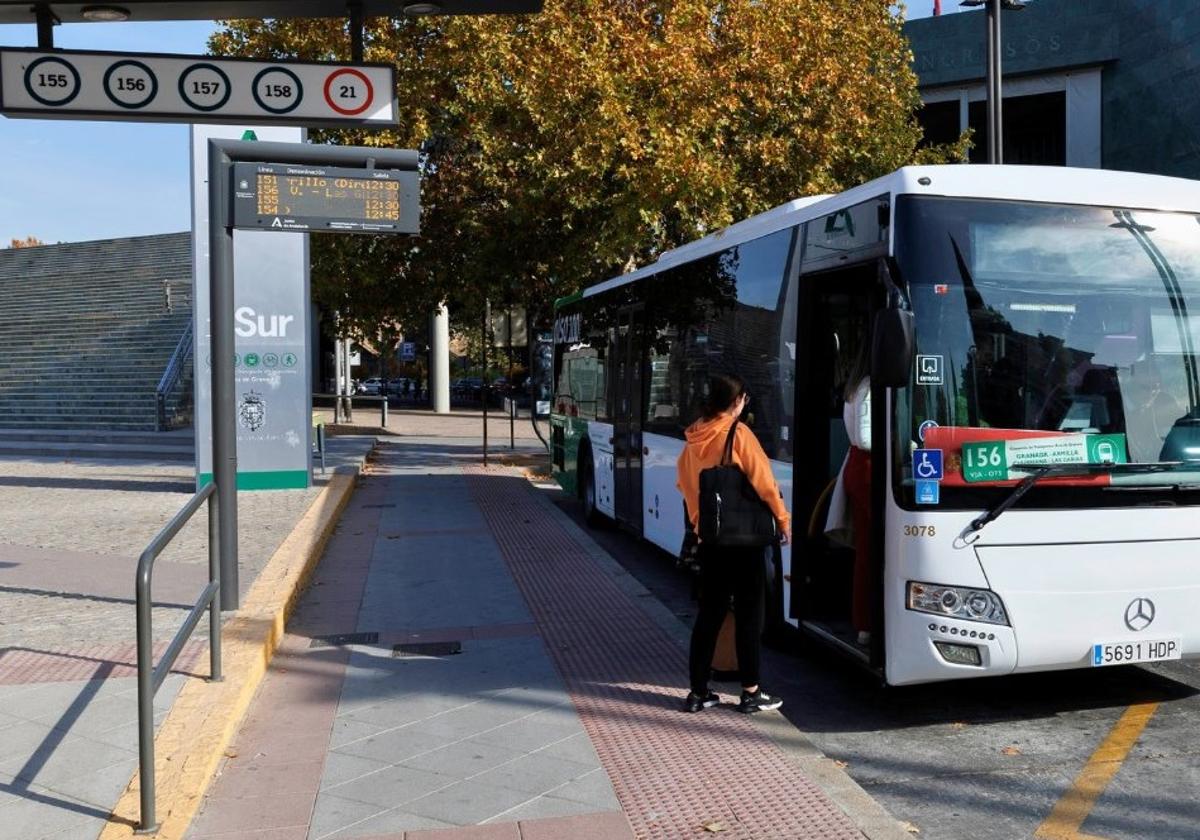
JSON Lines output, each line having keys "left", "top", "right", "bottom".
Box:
{"left": 961, "top": 0, "right": 1026, "bottom": 164}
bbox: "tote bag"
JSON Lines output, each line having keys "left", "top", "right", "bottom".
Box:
{"left": 696, "top": 419, "right": 778, "bottom": 547}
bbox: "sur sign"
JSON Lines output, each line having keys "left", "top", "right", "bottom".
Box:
{"left": 0, "top": 49, "right": 397, "bottom": 127}
{"left": 192, "top": 124, "right": 313, "bottom": 492}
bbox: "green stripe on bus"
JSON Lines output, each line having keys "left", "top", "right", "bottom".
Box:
{"left": 198, "top": 470, "right": 310, "bottom": 490}
{"left": 554, "top": 291, "right": 583, "bottom": 309}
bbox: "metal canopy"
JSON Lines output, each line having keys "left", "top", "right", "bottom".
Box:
{"left": 0, "top": 1, "right": 543, "bottom": 25}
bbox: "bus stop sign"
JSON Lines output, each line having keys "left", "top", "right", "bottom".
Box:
{"left": 0, "top": 49, "right": 398, "bottom": 127}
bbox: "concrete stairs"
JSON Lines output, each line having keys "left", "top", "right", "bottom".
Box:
{"left": 0, "top": 233, "right": 194, "bottom": 431}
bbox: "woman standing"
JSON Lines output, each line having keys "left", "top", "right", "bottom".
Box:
{"left": 676, "top": 374, "right": 791, "bottom": 714}
{"left": 843, "top": 361, "right": 873, "bottom": 646}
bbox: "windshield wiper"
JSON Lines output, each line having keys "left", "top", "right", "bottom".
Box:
{"left": 958, "top": 462, "right": 1188, "bottom": 544}
{"left": 959, "top": 466, "right": 1054, "bottom": 544}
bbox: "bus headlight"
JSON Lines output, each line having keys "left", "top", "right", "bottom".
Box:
{"left": 907, "top": 582, "right": 1009, "bottom": 626}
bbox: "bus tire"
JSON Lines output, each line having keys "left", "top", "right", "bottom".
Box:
{"left": 580, "top": 449, "right": 606, "bottom": 528}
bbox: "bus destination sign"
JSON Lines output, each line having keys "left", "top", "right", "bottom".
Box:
{"left": 231, "top": 162, "right": 420, "bottom": 235}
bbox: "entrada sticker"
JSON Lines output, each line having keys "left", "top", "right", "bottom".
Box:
{"left": 916, "top": 354, "right": 944, "bottom": 385}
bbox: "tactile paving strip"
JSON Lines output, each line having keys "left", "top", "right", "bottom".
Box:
{"left": 467, "top": 466, "right": 863, "bottom": 840}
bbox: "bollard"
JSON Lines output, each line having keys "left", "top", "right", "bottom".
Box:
{"left": 381, "top": 397, "right": 388, "bottom": 428}
{"left": 317, "top": 423, "right": 327, "bottom": 474}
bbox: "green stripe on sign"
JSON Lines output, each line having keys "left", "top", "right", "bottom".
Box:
{"left": 198, "top": 471, "right": 310, "bottom": 491}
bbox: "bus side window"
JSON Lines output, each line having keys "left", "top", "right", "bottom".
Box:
{"left": 646, "top": 326, "right": 682, "bottom": 434}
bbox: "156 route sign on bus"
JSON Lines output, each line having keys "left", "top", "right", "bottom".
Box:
{"left": 0, "top": 49, "right": 397, "bottom": 127}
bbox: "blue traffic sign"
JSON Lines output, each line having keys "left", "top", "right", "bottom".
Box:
{"left": 913, "top": 449, "right": 944, "bottom": 481}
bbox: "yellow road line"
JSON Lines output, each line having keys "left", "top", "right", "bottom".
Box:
{"left": 1034, "top": 701, "right": 1159, "bottom": 840}
{"left": 97, "top": 469, "right": 360, "bottom": 839}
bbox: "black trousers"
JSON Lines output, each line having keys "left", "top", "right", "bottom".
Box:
{"left": 688, "top": 544, "right": 767, "bottom": 694}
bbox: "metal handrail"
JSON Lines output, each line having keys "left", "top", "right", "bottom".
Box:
{"left": 136, "top": 481, "right": 222, "bottom": 834}
{"left": 156, "top": 321, "right": 194, "bottom": 431}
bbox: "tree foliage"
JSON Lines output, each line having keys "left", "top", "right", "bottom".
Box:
{"left": 211, "top": 1, "right": 959, "bottom": 339}
{"left": 7, "top": 236, "right": 45, "bottom": 249}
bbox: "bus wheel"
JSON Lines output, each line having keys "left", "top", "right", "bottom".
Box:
{"left": 580, "top": 451, "right": 605, "bottom": 528}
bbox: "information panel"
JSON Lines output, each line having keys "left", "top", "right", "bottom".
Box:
{"left": 232, "top": 162, "right": 420, "bottom": 234}
{"left": 0, "top": 49, "right": 396, "bottom": 127}
{"left": 193, "top": 126, "right": 313, "bottom": 492}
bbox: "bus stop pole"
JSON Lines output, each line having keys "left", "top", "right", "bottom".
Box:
{"left": 482, "top": 301, "right": 489, "bottom": 467}
{"left": 201, "top": 138, "right": 420, "bottom": 612}
{"left": 507, "top": 309, "right": 515, "bottom": 450}
{"left": 208, "top": 142, "right": 240, "bottom": 611}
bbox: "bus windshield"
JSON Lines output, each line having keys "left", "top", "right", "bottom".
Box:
{"left": 893, "top": 195, "right": 1200, "bottom": 508}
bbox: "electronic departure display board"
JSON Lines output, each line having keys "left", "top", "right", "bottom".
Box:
{"left": 231, "top": 162, "right": 420, "bottom": 234}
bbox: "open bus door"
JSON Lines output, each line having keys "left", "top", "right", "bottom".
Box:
{"left": 793, "top": 261, "right": 883, "bottom": 669}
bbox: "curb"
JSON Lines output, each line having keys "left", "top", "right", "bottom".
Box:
{"left": 97, "top": 467, "right": 363, "bottom": 840}
{"left": 524, "top": 474, "right": 913, "bottom": 840}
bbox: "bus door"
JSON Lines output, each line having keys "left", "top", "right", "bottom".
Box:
{"left": 794, "top": 264, "right": 876, "bottom": 657}
{"left": 611, "top": 305, "right": 646, "bottom": 532}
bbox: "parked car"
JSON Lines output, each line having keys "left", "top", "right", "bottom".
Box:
{"left": 386, "top": 377, "right": 411, "bottom": 396}
{"left": 452, "top": 377, "right": 484, "bottom": 398}
{"left": 358, "top": 378, "right": 384, "bottom": 395}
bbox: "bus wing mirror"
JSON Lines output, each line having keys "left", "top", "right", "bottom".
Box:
{"left": 872, "top": 309, "right": 914, "bottom": 388}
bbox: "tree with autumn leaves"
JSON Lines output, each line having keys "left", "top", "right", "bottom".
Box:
{"left": 211, "top": 1, "right": 961, "bottom": 339}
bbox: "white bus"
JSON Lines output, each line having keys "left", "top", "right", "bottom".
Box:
{"left": 550, "top": 164, "right": 1200, "bottom": 685}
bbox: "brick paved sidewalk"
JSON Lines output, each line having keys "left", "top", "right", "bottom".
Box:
{"left": 0, "top": 438, "right": 375, "bottom": 840}
{"left": 188, "top": 438, "right": 886, "bottom": 840}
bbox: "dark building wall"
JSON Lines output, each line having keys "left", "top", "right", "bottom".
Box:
{"left": 905, "top": 0, "right": 1200, "bottom": 179}
{"left": 1103, "top": 1, "right": 1200, "bottom": 178}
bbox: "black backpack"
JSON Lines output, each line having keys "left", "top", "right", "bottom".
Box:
{"left": 697, "top": 419, "right": 779, "bottom": 547}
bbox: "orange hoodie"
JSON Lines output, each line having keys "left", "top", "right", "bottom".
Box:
{"left": 675, "top": 414, "right": 790, "bottom": 533}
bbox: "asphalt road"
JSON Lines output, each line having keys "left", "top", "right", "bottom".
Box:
{"left": 549, "top": 490, "right": 1200, "bottom": 840}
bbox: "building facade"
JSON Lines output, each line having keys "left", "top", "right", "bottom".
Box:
{"left": 905, "top": 0, "right": 1200, "bottom": 178}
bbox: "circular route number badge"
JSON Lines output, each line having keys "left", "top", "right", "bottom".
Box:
{"left": 252, "top": 67, "right": 303, "bottom": 115}
{"left": 323, "top": 68, "right": 374, "bottom": 116}
{"left": 23, "top": 56, "right": 81, "bottom": 107}
{"left": 179, "top": 63, "right": 231, "bottom": 112}
{"left": 103, "top": 60, "right": 158, "bottom": 109}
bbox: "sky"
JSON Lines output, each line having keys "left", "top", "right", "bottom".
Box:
{"left": 0, "top": 4, "right": 965, "bottom": 246}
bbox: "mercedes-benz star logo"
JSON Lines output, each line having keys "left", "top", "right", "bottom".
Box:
{"left": 1124, "top": 597, "right": 1156, "bottom": 632}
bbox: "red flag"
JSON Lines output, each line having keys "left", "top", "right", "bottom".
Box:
{"left": 934, "top": 0, "right": 942, "bottom": 14}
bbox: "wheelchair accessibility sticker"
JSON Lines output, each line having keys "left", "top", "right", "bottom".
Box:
{"left": 913, "top": 449, "right": 944, "bottom": 481}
